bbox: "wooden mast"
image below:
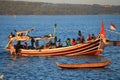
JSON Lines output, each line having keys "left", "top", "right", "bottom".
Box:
{"left": 54, "top": 23, "right": 57, "bottom": 43}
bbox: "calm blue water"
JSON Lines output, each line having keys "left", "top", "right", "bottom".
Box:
{"left": 0, "top": 15, "right": 120, "bottom": 80}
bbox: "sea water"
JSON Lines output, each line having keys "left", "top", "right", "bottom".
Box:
{"left": 0, "top": 15, "right": 120, "bottom": 80}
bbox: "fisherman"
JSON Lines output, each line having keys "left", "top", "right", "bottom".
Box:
{"left": 81, "top": 35, "right": 85, "bottom": 43}
{"left": 9, "top": 32, "right": 15, "bottom": 39}
{"left": 54, "top": 36, "right": 57, "bottom": 45}
{"left": 44, "top": 42, "right": 50, "bottom": 49}
{"left": 87, "top": 34, "right": 91, "bottom": 41}
{"left": 72, "top": 38, "right": 77, "bottom": 45}
{"left": 66, "top": 38, "right": 71, "bottom": 46}
{"left": 77, "top": 30, "right": 82, "bottom": 44}
{"left": 48, "top": 39, "right": 55, "bottom": 48}
{"left": 15, "top": 41, "right": 21, "bottom": 53}
{"left": 9, "top": 42, "right": 16, "bottom": 55}
{"left": 77, "top": 37, "right": 81, "bottom": 44}
{"left": 91, "top": 34, "right": 96, "bottom": 40}
{"left": 35, "top": 40, "right": 40, "bottom": 49}
{"left": 57, "top": 39, "right": 62, "bottom": 47}
{"left": 31, "top": 37, "right": 35, "bottom": 49}
{"left": 24, "top": 42, "right": 28, "bottom": 49}
{"left": 78, "top": 30, "right": 82, "bottom": 38}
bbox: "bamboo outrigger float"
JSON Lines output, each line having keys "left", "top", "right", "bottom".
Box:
{"left": 106, "top": 39, "right": 120, "bottom": 46}
{"left": 56, "top": 60, "right": 111, "bottom": 69}
{"left": 4, "top": 22, "right": 106, "bottom": 57}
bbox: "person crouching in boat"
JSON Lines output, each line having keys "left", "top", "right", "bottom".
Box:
{"left": 87, "top": 34, "right": 91, "bottom": 41}
{"left": 91, "top": 33, "right": 96, "bottom": 40}
{"left": 44, "top": 42, "right": 50, "bottom": 49}
{"left": 72, "top": 38, "right": 77, "bottom": 45}
{"left": 57, "top": 39, "right": 62, "bottom": 47}
{"left": 9, "top": 42, "right": 16, "bottom": 55}
{"left": 66, "top": 38, "right": 71, "bottom": 46}
{"left": 81, "top": 35, "right": 85, "bottom": 43}
{"left": 49, "top": 39, "right": 56, "bottom": 49}
{"left": 35, "top": 40, "right": 40, "bottom": 49}
{"left": 77, "top": 37, "right": 82, "bottom": 44}
{"left": 24, "top": 42, "right": 28, "bottom": 49}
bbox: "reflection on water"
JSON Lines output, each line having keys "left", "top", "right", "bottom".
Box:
{"left": 0, "top": 54, "right": 113, "bottom": 80}
{"left": 58, "top": 67, "right": 111, "bottom": 71}
{"left": 57, "top": 55, "right": 110, "bottom": 64}
{"left": 0, "top": 50, "right": 119, "bottom": 80}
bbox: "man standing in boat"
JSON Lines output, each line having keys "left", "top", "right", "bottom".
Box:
{"left": 57, "top": 39, "right": 62, "bottom": 47}
{"left": 78, "top": 30, "right": 82, "bottom": 38}
{"left": 35, "top": 40, "right": 40, "bottom": 49}
{"left": 31, "top": 37, "right": 35, "bottom": 49}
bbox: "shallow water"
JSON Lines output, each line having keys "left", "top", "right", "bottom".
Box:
{"left": 0, "top": 15, "right": 120, "bottom": 80}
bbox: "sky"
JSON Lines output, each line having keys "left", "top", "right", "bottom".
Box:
{"left": 12, "top": 0, "right": 120, "bottom": 5}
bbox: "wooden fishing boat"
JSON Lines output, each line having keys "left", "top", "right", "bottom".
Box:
{"left": 5, "top": 35, "right": 104, "bottom": 56}
{"left": 18, "top": 37, "right": 104, "bottom": 56}
{"left": 4, "top": 22, "right": 106, "bottom": 57}
{"left": 56, "top": 60, "right": 111, "bottom": 69}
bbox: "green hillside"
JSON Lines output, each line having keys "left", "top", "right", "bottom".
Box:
{"left": 0, "top": 1, "right": 120, "bottom": 15}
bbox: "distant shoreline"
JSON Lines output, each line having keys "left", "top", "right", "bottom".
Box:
{"left": 1, "top": 14, "right": 119, "bottom": 16}
{"left": 0, "top": 1, "right": 120, "bottom": 15}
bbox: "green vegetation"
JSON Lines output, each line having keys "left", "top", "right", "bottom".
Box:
{"left": 0, "top": 1, "right": 120, "bottom": 15}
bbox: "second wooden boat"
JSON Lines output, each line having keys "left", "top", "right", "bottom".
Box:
{"left": 56, "top": 60, "right": 111, "bottom": 69}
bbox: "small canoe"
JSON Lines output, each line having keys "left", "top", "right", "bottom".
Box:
{"left": 56, "top": 60, "right": 111, "bottom": 69}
